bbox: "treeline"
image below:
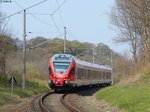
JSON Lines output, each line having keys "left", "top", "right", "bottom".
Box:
{"left": 1, "top": 6, "right": 140, "bottom": 85}
{"left": 19, "top": 36, "right": 116, "bottom": 67}
{"left": 2, "top": 33, "right": 138, "bottom": 83}
{"left": 111, "top": 0, "right": 150, "bottom": 65}
{"left": 0, "top": 8, "right": 132, "bottom": 84}
{"left": 1, "top": 36, "right": 121, "bottom": 82}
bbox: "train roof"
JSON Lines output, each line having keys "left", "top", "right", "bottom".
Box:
{"left": 51, "top": 53, "right": 112, "bottom": 70}
{"left": 74, "top": 57, "right": 112, "bottom": 70}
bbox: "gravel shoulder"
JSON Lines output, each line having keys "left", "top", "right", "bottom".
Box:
{"left": 0, "top": 94, "right": 39, "bottom": 112}
{"left": 0, "top": 87, "right": 124, "bottom": 112}
{"left": 68, "top": 88, "right": 125, "bottom": 112}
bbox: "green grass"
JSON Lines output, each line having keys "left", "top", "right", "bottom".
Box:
{"left": 96, "top": 72, "right": 150, "bottom": 112}
{"left": 0, "top": 79, "right": 50, "bottom": 107}
{"left": 0, "top": 62, "right": 50, "bottom": 108}
{"left": 0, "top": 92, "right": 20, "bottom": 106}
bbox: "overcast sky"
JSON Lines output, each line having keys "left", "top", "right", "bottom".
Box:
{"left": 0, "top": 0, "right": 129, "bottom": 53}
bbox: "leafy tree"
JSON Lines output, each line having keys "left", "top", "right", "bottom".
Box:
{"left": 27, "top": 36, "right": 48, "bottom": 48}
{"left": 95, "top": 43, "right": 112, "bottom": 65}
{"left": 0, "top": 35, "right": 14, "bottom": 76}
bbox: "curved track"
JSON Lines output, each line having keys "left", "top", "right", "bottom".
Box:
{"left": 61, "top": 94, "right": 81, "bottom": 112}
{"left": 39, "top": 93, "right": 52, "bottom": 112}
{"left": 34, "top": 92, "right": 81, "bottom": 112}
{"left": 33, "top": 85, "right": 105, "bottom": 112}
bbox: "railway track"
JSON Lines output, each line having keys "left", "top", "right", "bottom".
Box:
{"left": 34, "top": 92, "right": 81, "bottom": 112}
{"left": 39, "top": 92, "right": 52, "bottom": 112}
{"left": 61, "top": 94, "right": 81, "bottom": 112}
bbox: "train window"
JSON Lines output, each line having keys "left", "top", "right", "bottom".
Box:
{"left": 77, "top": 68, "right": 84, "bottom": 79}
{"left": 108, "top": 72, "right": 111, "bottom": 79}
{"left": 104, "top": 72, "right": 106, "bottom": 79}
{"left": 99, "top": 71, "right": 102, "bottom": 79}
{"left": 53, "top": 62, "right": 70, "bottom": 73}
{"left": 103, "top": 72, "right": 105, "bottom": 79}
{"left": 106, "top": 72, "right": 108, "bottom": 79}
{"left": 49, "top": 67, "right": 52, "bottom": 74}
{"left": 55, "top": 55, "right": 70, "bottom": 60}
{"left": 70, "top": 67, "right": 75, "bottom": 74}
{"left": 86, "top": 70, "right": 90, "bottom": 79}
{"left": 98, "top": 71, "right": 101, "bottom": 79}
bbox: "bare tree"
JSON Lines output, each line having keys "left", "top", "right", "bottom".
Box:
{"left": 0, "top": 11, "right": 9, "bottom": 35}
{"left": 0, "top": 35, "right": 14, "bottom": 76}
{"left": 0, "top": 11, "right": 14, "bottom": 76}
{"left": 114, "top": 50, "right": 135, "bottom": 82}
{"left": 111, "top": 0, "right": 150, "bottom": 63}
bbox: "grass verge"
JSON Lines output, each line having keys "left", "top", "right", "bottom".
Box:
{"left": 0, "top": 80, "right": 50, "bottom": 107}
{"left": 96, "top": 72, "right": 150, "bottom": 112}
{"left": 0, "top": 62, "right": 50, "bottom": 108}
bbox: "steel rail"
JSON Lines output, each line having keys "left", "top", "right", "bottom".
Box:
{"left": 60, "top": 94, "right": 81, "bottom": 112}
{"left": 39, "top": 92, "right": 54, "bottom": 112}
{"left": 33, "top": 94, "right": 42, "bottom": 112}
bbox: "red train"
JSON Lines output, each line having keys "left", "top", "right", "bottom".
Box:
{"left": 48, "top": 53, "right": 112, "bottom": 91}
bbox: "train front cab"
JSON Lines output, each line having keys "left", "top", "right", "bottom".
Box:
{"left": 48, "top": 54, "right": 76, "bottom": 90}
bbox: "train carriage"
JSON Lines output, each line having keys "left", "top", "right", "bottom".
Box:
{"left": 48, "top": 53, "right": 112, "bottom": 90}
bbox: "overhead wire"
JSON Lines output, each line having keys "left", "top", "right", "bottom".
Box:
{"left": 13, "top": 0, "right": 66, "bottom": 34}
{"left": 13, "top": 0, "right": 56, "bottom": 28}
{"left": 0, "top": 0, "right": 48, "bottom": 21}
{"left": 28, "top": 14, "right": 55, "bottom": 28}
{"left": 13, "top": 0, "right": 24, "bottom": 9}
{"left": 51, "top": 0, "right": 68, "bottom": 16}
{"left": 76, "top": 48, "right": 93, "bottom": 57}
{"left": 50, "top": 14, "right": 61, "bottom": 34}
{"left": 2, "top": 0, "right": 67, "bottom": 36}
{"left": 55, "top": 0, "right": 65, "bottom": 27}
{"left": 49, "top": 0, "right": 68, "bottom": 35}
{"left": 25, "top": 13, "right": 51, "bottom": 15}
{"left": 26, "top": 34, "right": 64, "bottom": 50}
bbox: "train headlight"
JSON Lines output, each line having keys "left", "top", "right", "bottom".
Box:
{"left": 53, "top": 74, "right": 56, "bottom": 77}
{"left": 65, "top": 81, "right": 70, "bottom": 84}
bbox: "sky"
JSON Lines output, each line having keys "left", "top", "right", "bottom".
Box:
{"left": 0, "top": 0, "right": 129, "bottom": 53}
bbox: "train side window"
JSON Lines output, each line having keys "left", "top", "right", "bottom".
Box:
{"left": 49, "top": 67, "right": 52, "bottom": 74}
{"left": 103, "top": 72, "right": 105, "bottom": 79}
{"left": 70, "top": 67, "right": 75, "bottom": 74}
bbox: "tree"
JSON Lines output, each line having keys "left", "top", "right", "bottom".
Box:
{"left": 111, "top": 0, "right": 150, "bottom": 63}
{"left": 0, "top": 35, "right": 14, "bottom": 76}
{"left": 0, "top": 11, "right": 10, "bottom": 35}
{"left": 27, "top": 36, "right": 48, "bottom": 47}
{"left": 0, "top": 11, "right": 14, "bottom": 76}
{"left": 95, "top": 43, "right": 112, "bottom": 65}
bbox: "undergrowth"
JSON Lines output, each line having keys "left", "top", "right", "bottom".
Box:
{"left": 0, "top": 75, "right": 50, "bottom": 107}
{"left": 96, "top": 70, "right": 150, "bottom": 112}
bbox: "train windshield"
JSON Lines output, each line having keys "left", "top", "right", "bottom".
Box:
{"left": 53, "top": 62, "right": 70, "bottom": 73}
